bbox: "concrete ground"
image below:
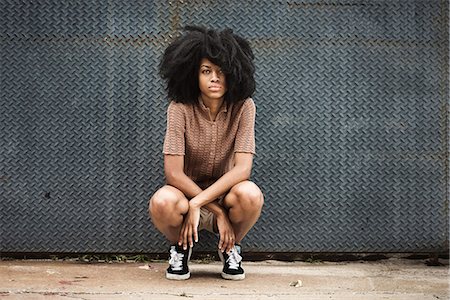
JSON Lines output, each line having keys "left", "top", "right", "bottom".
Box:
{"left": 0, "top": 258, "right": 448, "bottom": 300}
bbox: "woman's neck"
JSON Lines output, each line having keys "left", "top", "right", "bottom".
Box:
{"left": 201, "top": 97, "right": 224, "bottom": 121}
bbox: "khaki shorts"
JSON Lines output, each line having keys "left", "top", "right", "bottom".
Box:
{"left": 198, "top": 207, "right": 216, "bottom": 233}
{"left": 197, "top": 195, "right": 226, "bottom": 233}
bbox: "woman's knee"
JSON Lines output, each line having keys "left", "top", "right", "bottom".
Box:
{"left": 228, "top": 181, "right": 264, "bottom": 210}
{"left": 149, "top": 186, "right": 187, "bottom": 217}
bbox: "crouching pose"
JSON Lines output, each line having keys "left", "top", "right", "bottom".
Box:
{"left": 149, "top": 26, "right": 264, "bottom": 280}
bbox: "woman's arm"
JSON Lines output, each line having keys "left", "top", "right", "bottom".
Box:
{"left": 189, "top": 152, "right": 253, "bottom": 209}
{"left": 164, "top": 154, "right": 227, "bottom": 218}
{"left": 164, "top": 154, "right": 202, "bottom": 198}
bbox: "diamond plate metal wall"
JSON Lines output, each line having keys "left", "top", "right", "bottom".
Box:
{"left": 0, "top": 0, "right": 448, "bottom": 253}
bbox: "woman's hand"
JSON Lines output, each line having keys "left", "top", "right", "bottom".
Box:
{"left": 216, "top": 213, "right": 236, "bottom": 254}
{"left": 178, "top": 204, "right": 200, "bottom": 250}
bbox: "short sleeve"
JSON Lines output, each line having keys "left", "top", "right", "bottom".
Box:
{"left": 163, "top": 101, "right": 186, "bottom": 155}
{"left": 234, "top": 98, "right": 256, "bottom": 154}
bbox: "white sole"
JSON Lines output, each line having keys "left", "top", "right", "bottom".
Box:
{"left": 221, "top": 272, "right": 245, "bottom": 280}
{"left": 166, "top": 272, "right": 190, "bottom": 280}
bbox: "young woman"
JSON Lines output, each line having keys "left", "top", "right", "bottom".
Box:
{"left": 149, "top": 26, "right": 264, "bottom": 280}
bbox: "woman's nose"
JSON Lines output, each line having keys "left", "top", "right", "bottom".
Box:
{"left": 211, "top": 71, "right": 220, "bottom": 81}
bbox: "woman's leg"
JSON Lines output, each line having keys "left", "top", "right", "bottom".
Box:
{"left": 222, "top": 181, "right": 264, "bottom": 243}
{"left": 149, "top": 185, "right": 189, "bottom": 243}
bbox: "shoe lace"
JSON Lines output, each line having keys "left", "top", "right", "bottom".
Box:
{"left": 168, "top": 247, "right": 184, "bottom": 271}
{"left": 226, "top": 248, "right": 242, "bottom": 270}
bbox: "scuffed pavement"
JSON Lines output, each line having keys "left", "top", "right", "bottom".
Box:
{"left": 0, "top": 258, "right": 448, "bottom": 299}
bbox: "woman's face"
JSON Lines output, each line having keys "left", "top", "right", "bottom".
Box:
{"left": 198, "top": 58, "right": 227, "bottom": 102}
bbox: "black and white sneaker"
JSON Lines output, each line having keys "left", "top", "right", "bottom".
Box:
{"left": 166, "top": 245, "right": 192, "bottom": 280}
{"left": 218, "top": 244, "right": 245, "bottom": 280}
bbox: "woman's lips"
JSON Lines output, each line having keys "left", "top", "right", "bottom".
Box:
{"left": 209, "top": 85, "right": 222, "bottom": 91}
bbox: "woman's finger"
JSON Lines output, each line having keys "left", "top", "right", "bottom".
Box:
{"left": 227, "top": 235, "right": 235, "bottom": 253}
{"left": 182, "top": 225, "right": 189, "bottom": 250}
{"left": 222, "top": 233, "right": 229, "bottom": 253}
{"left": 218, "top": 232, "right": 224, "bottom": 252}
{"left": 187, "top": 225, "right": 193, "bottom": 248}
{"left": 178, "top": 223, "right": 186, "bottom": 246}
{"left": 193, "top": 224, "right": 198, "bottom": 244}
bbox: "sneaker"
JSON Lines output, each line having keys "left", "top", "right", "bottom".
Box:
{"left": 166, "top": 245, "right": 192, "bottom": 280}
{"left": 218, "top": 244, "right": 245, "bottom": 280}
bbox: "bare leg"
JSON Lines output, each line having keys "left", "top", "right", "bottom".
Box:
{"left": 149, "top": 185, "right": 189, "bottom": 243}
{"left": 222, "top": 181, "right": 264, "bottom": 243}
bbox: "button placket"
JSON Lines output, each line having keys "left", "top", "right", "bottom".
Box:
{"left": 209, "top": 122, "right": 217, "bottom": 172}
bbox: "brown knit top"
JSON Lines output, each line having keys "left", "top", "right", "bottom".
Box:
{"left": 163, "top": 98, "right": 256, "bottom": 189}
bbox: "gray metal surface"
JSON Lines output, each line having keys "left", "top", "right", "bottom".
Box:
{"left": 0, "top": 0, "right": 448, "bottom": 253}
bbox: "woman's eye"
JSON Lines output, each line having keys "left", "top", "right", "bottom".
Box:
{"left": 202, "top": 69, "right": 211, "bottom": 74}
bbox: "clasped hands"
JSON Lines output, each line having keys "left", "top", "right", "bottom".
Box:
{"left": 178, "top": 201, "right": 236, "bottom": 254}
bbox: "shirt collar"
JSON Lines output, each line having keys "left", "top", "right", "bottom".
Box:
{"left": 198, "top": 98, "right": 228, "bottom": 120}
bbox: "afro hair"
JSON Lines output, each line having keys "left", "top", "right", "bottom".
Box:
{"left": 159, "top": 25, "right": 255, "bottom": 105}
